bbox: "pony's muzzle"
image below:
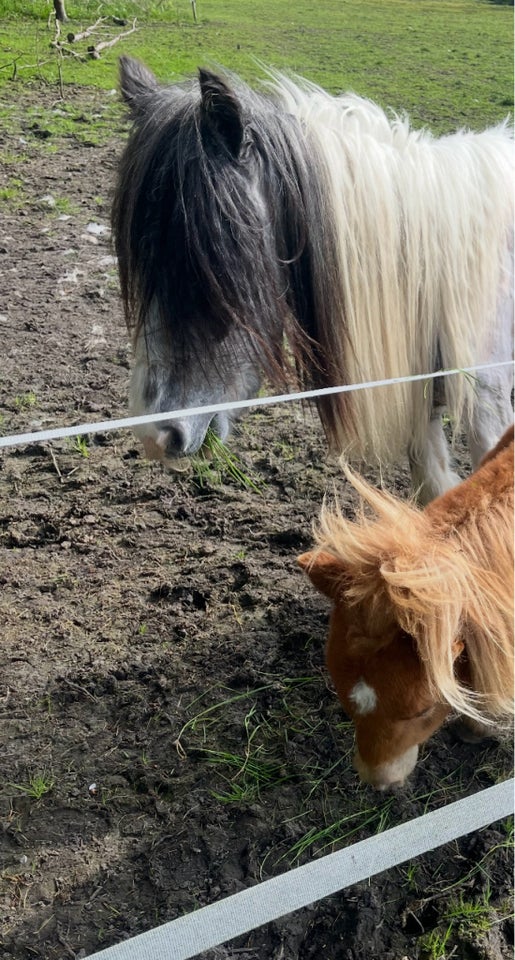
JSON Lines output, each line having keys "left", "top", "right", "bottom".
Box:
{"left": 140, "top": 413, "right": 230, "bottom": 460}
{"left": 145, "top": 420, "right": 199, "bottom": 458}
{"left": 353, "top": 745, "right": 419, "bottom": 790}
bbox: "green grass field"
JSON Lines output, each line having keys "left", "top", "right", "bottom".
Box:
{"left": 0, "top": 0, "right": 512, "bottom": 130}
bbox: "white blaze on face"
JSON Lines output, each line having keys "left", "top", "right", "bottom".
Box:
{"left": 349, "top": 678, "right": 377, "bottom": 716}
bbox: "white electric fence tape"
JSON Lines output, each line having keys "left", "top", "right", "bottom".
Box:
{"left": 89, "top": 779, "right": 514, "bottom": 960}
{"left": 0, "top": 360, "right": 512, "bottom": 450}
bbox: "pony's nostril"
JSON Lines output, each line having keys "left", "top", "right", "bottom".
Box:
{"left": 166, "top": 427, "right": 186, "bottom": 453}
{"left": 158, "top": 423, "right": 189, "bottom": 457}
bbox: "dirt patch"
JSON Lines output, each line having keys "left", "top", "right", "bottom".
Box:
{"left": 0, "top": 85, "right": 512, "bottom": 960}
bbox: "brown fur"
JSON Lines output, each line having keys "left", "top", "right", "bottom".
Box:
{"left": 299, "top": 425, "right": 514, "bottom": 776}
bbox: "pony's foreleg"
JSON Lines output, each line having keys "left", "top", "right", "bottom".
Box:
{"left": 467, "top": 257, "right": 514, "bottom": 466}
{"left": 408, "top": 409, "right": 462, "bottom": 504}
{"left": 451, "top": 716, "right": 496, "bottom": 743}
{"left": 466, "top": 366, "right": 514, "bottom": 469}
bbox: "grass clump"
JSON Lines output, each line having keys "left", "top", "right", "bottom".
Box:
{"left": 206, "top": 747, "right": 291, "bottom": 803}
{"left": 0, "top": 177, "right": 26, "bottom": 205}
{"left": 71, "top": 434, "right": 89, "bottom": 457}
{"left": 421, "top": 924, "right": 454, "bottom": 960}
{"left": 7, "top": 774, "right": 54, "bottom": 800}
{"left": 284, "top": 796, "right": 396, "bottom": 862}
{"left": 193, "top": 428, "right": 262, "bottom": 493}
{"left": 443, "top": 888, "right": 494, "bottom": 936}
{"left": 14, "top": 391, "right": 37, "bottom": 410}
{"left": 420, "top": 887, "right": 507, "bottom": 960}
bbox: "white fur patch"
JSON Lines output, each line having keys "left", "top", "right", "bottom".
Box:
{"left": 349, "top": 678, "right": 377, "bottom": 716}
{"left": 354, "top": 745, "right": 419, "bottom": 790}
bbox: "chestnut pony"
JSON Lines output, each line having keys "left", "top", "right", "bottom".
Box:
{"left": 299, "top": 425, "right": 514, "bottom": 789}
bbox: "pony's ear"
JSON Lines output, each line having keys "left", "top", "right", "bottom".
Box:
{"left": 119, "top": 56, "right": 158, "bottom": 118}
{"left": 198, "top": 69, "right": 244, "bottom": 159}
{"left": 452, "top": 638, "right": 465, "bottom": 659}
{"left": 298, "top": 551, "right": 346, "bottom": 600}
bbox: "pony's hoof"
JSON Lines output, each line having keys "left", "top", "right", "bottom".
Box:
{"left": 450, "top": 716, "right": 493, "bottom": 743}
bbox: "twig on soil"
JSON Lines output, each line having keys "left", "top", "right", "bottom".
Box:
{"left": 225, "top": 951, "right": 258, "bottom": 955}
{"left": 47, "top": 446, "right": 64, "bottom": 482}
{"left": 56, "top": 932, "right": 77, "bottom": 959}
{"left": 59, "top": 677, "right": 98, "bottom": 703}
{"left": 403, "top": 909, "right": 425, "bottom": 934}
{"left": 1, "top": 54, "right": 23, "bottom": 80}
{"left": 87, "top": 19, "right": 138, "bottom": 59}
{"left": 57, "top": 52, "right": 64, "bottom": 99}
{"left": 51, "top": 43, "right": 88, "bottom": 63}
{"left": 0, "top": 687, "right": 11, "bottom": 710}
{"left": 3, "top": 57, "right": 55, "bottom": 77}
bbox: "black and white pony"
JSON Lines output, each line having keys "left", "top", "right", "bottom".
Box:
{"left": 112, "top": 57, "right": 514, "bottom": 501}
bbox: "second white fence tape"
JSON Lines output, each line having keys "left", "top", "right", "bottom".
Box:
{"left": 89, "top": 778, "right": 514, "bottom": 960}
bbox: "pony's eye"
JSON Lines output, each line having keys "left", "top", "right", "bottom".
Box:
{"left": 405, "top": 705, "right": 434, "bottom": 721}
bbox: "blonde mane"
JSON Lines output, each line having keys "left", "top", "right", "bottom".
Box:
{"left": 314, "top": 458, "right": 514, "bottom": 723}
{"left": 271, "top": 73, "right": 514, "bottom": 460}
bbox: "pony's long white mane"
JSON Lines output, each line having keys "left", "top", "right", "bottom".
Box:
{"left": 270, "top": 73, "right": 514, "bottom": 460}
{"left": 313, "top": 464, "right": 514, "bottom": 724}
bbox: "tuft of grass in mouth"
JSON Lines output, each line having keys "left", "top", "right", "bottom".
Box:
{"left": 195, "top": 428, "right": 263, "bottom": 494}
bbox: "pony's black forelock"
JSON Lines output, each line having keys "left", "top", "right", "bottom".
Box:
{"left": 112, "top": 70, "right": 348, "bottom": 436}
{"left": 113, "top": 84, "right": 340, "bottom": 356}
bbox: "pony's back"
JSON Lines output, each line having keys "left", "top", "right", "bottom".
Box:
{"left": 424, "top": 423, "right": 514, "bottom": 535}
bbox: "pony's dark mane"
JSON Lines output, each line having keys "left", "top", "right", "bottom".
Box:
{"left": 112, "top": 70, "right": 348, "bottom": 441}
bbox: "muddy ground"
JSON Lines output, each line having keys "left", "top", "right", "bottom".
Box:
{"left": 0, "top": 84, "right": 512, "bottom": 960}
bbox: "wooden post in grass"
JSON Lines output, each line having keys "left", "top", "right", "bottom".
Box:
{"left": 54, "top": 0, "right": 68, "bottom": 22}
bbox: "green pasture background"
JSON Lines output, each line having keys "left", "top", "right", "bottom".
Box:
{"left": 0, "top": 0, "right": 513, "bottom": 130}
